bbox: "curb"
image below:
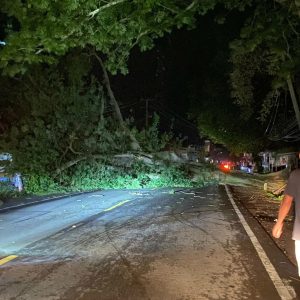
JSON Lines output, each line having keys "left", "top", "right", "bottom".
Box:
{"left": 225, "top": 184, "right": 294, "bottom": 300}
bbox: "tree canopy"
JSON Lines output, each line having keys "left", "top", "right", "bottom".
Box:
{"left": 0, "top": 56, "right": 176, "bottom": 195}
{"left": 1, "top": 0, "right": 300, "bottom": 156}
{"left": 185, "top": 14, "right": 268, "bottom": 154}
{"left": 230, "top": 0, "right": 300, "bottom": 122}
{"left": 0, "top": 0, "right": 221, "bottom": 76}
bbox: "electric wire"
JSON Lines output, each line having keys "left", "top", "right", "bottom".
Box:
{"left": 103, "top": 100, "right": 140, "bottom": 116}
{"left": 151, "top": 106, "right": 198, "bottom": 131}
{"left": 151, "top": 102, "right": 199, "bottom": 130}
{"left": 265, "top": 91, "right": 300, "bottom": 142}
{"left": 265, "top": 93, "right": 279, "bottom": 135}
{"left": 153, "top": 102, "right": 197, "bottom": 128}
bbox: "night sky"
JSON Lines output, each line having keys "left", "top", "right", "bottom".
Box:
{"left": 110, "top": 10, "right": 247, "bottom": 144}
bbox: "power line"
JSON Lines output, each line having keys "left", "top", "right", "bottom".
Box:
{"left": 151, "top": 103, "right": 199, "bottom": 130}
{"left": 151, "top": 105, "right": 198, "bottom": 131}
{"left": 103, "top": 100, "right": 140, "bottom": 116}
{"left": 265, "top": 89, "right": 300, "bottom": 142}
{"left": 265, "top": 93, "right": 279, "bottom": 135}
{"left": 153, "top": 102, "right": 197, "bottom": 128}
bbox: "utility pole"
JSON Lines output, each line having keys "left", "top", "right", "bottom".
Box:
{"left": 145, "top": 98, "right": 149, "bottom": 129}
{"left": 287, "top": 76, "right": 300, "bottom": 131}
{"left": 142, "top": 98, "right": 153, "bottom": 129}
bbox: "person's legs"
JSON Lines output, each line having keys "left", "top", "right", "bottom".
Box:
{"left": 295, "top": 240, "right": 300, "bottom": 276}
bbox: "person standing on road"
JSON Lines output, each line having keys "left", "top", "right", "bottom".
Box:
{"left": 272, "top": 168, "right": 300, "bottom": 276}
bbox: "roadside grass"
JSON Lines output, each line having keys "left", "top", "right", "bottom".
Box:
{"left": 0, "top": 182, "right": 24, "bottom": 202}
{"left": 225, "top": 169, "right": 287, "bottom": 203}
{"left": 0, "top": 162, "right": 219, "bottom": 203}
{"left": 1, "top": 165, "right": 288, "bottom": 206}
{"left": 266, "top": 192, "right": 284, "bottom": 202}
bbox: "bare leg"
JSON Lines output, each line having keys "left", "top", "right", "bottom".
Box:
{"left": 295, "top": 240, "right": 300, "bottom": 276}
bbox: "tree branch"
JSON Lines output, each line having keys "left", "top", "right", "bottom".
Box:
{"left": 69, "top": 131, "right": 83, "bottom": 155}
{"left": 157, "top": 3, "right": 178, "bottom": 14}
{"left": 131, "top": 30, "right": 150, "bottom": 48}
{"left": 158, "top": 1, "right": 199, "bottom": 14}
{"left": 185, "top": 0, "right": 199, "bottom": 11}
{"left": 55, "top": 156, "right": 88, "bottom": 176}
{"left": 88, "top": 0, "right": 128, "bottom": 18}
{"left": 93, "top": 51, "right": 125, "bottom": 123}
{"left": 282, "top": 30, "right": 292, "bottom": 60}
{"left": 287, "top": 18, "right": 299, "bottom": 36}
{"left": 54, "top": 154, "right": 110, "bottom": 176}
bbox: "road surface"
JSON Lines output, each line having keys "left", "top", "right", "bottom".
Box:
{"left": 0, "top": 185, "right": 298, "bottom": 299}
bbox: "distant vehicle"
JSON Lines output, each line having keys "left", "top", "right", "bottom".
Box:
{"left": 240, "top": 165, "right": 254, "bottom": 174}
{"left": 219, "top": 161, "right": 233, "bottom": 173}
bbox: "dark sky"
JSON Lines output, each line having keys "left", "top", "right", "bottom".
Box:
{"left": 111, "top": 10, "right": 246, "bottom": 144}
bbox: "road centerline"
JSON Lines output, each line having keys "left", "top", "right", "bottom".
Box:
{"left": 0, "top": 255, "right": 18, "bottom": 266}
{"left": 104, "top": 200, "right": 130, "bottom": 212}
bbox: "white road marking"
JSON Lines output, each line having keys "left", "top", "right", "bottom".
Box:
{"left": 225, "top": 185, "right": 293, "bottom": 300}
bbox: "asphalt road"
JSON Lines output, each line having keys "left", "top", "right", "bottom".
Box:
{"left": 0, "top": 185, "right": 298, "bottom": 300}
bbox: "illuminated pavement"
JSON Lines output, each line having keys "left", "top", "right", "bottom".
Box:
{"left": 0, "top": 186, "right": 299, "bottom": 299}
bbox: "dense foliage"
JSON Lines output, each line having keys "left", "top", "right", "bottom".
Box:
{"left": 230, "top": 0, "right": 300, "bottom": 121}
{"left": 0, "top": 0, "right": 224, "bottom": 195}
{"left": 0, "top": 53, "right": 178, "bottom": 194}
{"left": 0, "top": 0, "right": 220, "bottom": 76}
{"left": 187, "top": 0, "right": 300, "bottom": 151}
{"left": 22, "top": 163, "right": 187, "bottom": 194}
{"left": 1, "top": 0, "right": 300, "bottom": 194}
{"left": 186, "top": 14, "right": 268, "bottom": 153}
{"left": 1, "top": 68, "right": 119, "bottom": 173}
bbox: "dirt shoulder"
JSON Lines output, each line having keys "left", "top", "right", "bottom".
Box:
{"left": 228, "top": 180, "right": 296, "bottom": 267}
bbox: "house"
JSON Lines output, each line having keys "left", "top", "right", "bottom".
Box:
{"left": 0, "top": 153, "right": 23, "bottom": 192}
{"left": 259, "top": 151, "right": 299, "bottom": 173}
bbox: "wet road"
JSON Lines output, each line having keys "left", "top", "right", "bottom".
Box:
{"left": 0, "top": 185, "right": 298, "bottom": 299}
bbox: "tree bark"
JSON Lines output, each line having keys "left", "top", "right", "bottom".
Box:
{"left": 94, "top": 53, "right": 124, "bottom": 123}
{"left": 93, "top": 51, "right": 141, "bottom": 151}
{"left": 287, "top": 76, "right": 300, "bottom": 131}
{"left": 54, "top": 154, "right": 108, "bottom": 176}
{"left": 88, "top": 0, "right": 127, "bottom": 18}
{"left": 55, "top": 156, "right": 88, "bottom": 176}
{"left": 54, "top": 152, "right": 154, "bottom": 176}
{"left": 99, "top": 89, "right": 105, "bottom": 124}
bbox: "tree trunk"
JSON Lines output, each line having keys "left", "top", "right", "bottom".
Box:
{"left": 99, "top": 90, "right": 105, "bottom": 124}
{"left": 55, "top": 156, "right": 88, "bottom": 176}
{"left": 54, "top": 152, "right": 153, "bottom": 176}
{"left": 94, "top": 53, "right": 124, "bottom": 123}
{"left": 93, "top": 51, "right": 141, "bottom": 151}
{"left": 54, "top": 154, "right": 109, "bottom": 176}
{"left": 287, "top": 76, "right": 300, "bottom": 131}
